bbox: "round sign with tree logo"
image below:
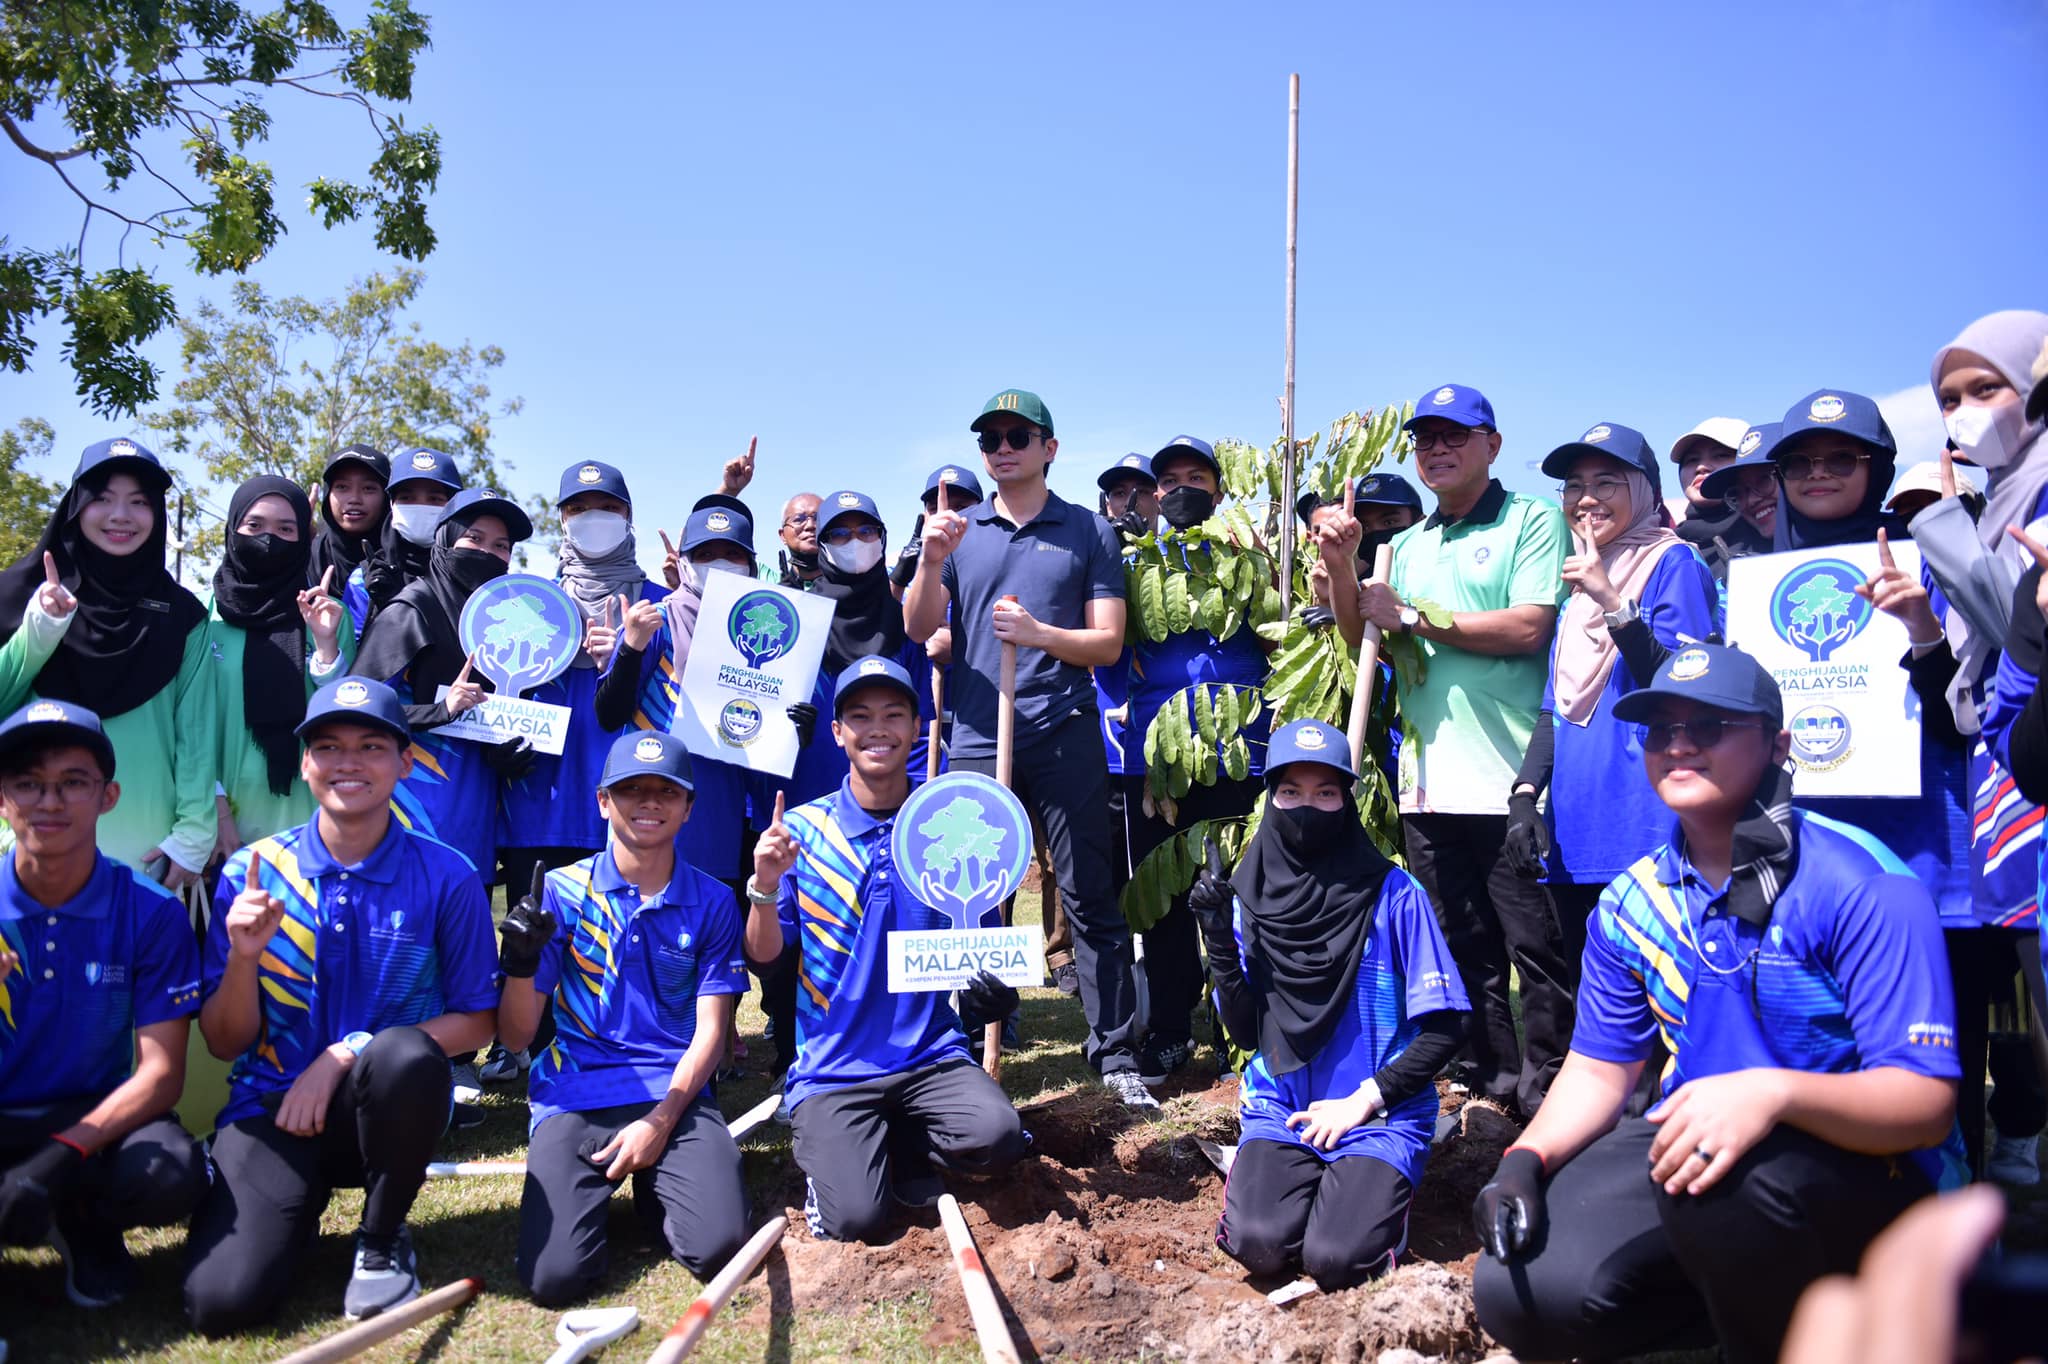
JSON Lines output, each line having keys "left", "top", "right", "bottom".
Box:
{"left": 458, "top": 574, "right": 584, "bottom": 696}
{"left": 885, "top": 772, "right": 1041, "bottom": 992}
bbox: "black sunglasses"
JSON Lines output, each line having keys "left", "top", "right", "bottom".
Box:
{"left": 977, "top": 427, "right": 1042, "bottom": 454}
{"left": 1640, "top": 718, "right": 1766, "bottom": 751}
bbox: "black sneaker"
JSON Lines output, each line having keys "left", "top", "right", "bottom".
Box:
{"left": 449, "top": 1100, "right": 487, "bottom": 1131}
{"left": 1138, "top": 1037, "right": 1191, "bottom": 1087}
{"left": 344, "top": 1225, "right": 420, "bottom": 1321}
{"left": 1051, "top": 960, "right": 1080, "bottom": 996}
{"left": 48, "top": 1208, "right": 135, "bottom": 1308}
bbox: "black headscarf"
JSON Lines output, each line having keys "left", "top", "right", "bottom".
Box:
{"left": 1228, "top": 785, "right": 1396, "bottom": 1075}
{"left": 352, "top": 506, "right": 507, "bottom": 701}
{"left": 1771, "top": 442, "right": 1903, "bottom": 551}
{"left": 363, "top": 512, "right": 436, "bottom": 613}
{"left": 213, "top": 476, "right": 315, "bottom": 796}
{"left": 307, "top": 445, "right": 388, "bottom": 592}
{"left": 815, "top": 554, "right": 906, "bottom": 676}
{"left": 0, "top": 456, "right": 205, "bottom": 718}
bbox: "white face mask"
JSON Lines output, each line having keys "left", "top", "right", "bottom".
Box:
{"left": 564, "top": 509, "right": 631, "bottom": 557}
{"left": 696, "top": 557, "right": 749, "bottom": 577}
{"left": 391, "top": 503, "right": 442, "bottom": 546}
{"left": 1945, "top": 401, "right": 2028, "bottom": 470}
{"left": 821, "top": 538, "right": 885, "bottom": 575}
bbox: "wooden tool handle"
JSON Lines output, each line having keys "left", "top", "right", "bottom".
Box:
{"left": 1345, "top": 543, "right": 1396, "bottom": 775}
{"left": 276, "top": 1277, "right": 483, "bottom": 1364}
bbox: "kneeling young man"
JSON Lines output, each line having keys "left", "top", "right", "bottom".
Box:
{"left": 0, "top": 700, "right": 205, "bottom": 1308}
{"left": 183, "top": 678, "right": 499, "bottom": 1332}
{"left": 747, "top": 656, "right": 1027, "bottom": 1243}
{"left": 500, "top": 728, "right": 751, "bottom": 1303}
{"left": 1471, "top": 644, "right": 1962, "bottom": 1364}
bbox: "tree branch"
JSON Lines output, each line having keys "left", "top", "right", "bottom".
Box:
{"left": 0, "top": 110, "right": 92, "bottom": 163}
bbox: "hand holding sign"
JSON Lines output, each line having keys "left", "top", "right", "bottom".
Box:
{"left": 1854, "top": 528, "right": 1942, "bottom": 643}
{"left": 36, "top": 552, "right": 75, "bottom": 620}
{"left": 227, "top": 854, "right": 286, "bottom": 961}
{"left": 1562, "top": 525, "right": 1622, "bottom": 613}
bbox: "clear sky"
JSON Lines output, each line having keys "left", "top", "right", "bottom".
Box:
{"left": 4, "top": 0, "right": 2046, "bottom": 583}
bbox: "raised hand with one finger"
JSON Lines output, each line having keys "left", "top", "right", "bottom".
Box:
{"left": 1854, "top": 528, "right": 1942, "bottom": 645}
{"left": 499, "top": 861, "right": 557, "bottom": 978}
{"left": 35, "top": 551, "right": 76, "bottom": 619}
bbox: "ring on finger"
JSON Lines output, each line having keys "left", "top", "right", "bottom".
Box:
{"left": 1694, "top": 1146, "right": 1714, "bottom": 1163}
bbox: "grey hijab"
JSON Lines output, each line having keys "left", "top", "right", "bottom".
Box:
{"left": 1929, "top": 309, "right": 2048, "bottom": 559}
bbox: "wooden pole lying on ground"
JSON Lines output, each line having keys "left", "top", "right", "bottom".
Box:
{"left": 726, "top": 1091, "right": 782, "bottom": 1143}
{"left": 1345, "top": 543, "right": 1396, "bottom": 776}
{"left": 937, "top": 1194, "right": 1023, "bottom": 1364}
{"left": 425, "top": 1160, "right": 525, "bottom": 1179}
{"left": 644, "top": 1218, "right": 786, "bottom": 1363}
{"left": 1277, "top": 72, "right": 1302, "bottom": 621}
{"left": 276, "top": 1277, "right": 483, "bottom": 1364}
{"left": 987, "top": 596, "right": 1020, "bottom": 1079}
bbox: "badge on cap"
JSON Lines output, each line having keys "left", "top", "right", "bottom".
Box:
{"left": 410, "top": 451, "right": 437, "bottom": 471}
{"left": 706, "top": 511, "right": 732, "bottom": 531}
{"left": 24, "top": 701, "right": 66, "bottom": 723}
{"left": 1738, "top": 429, "right": 1763, "bottom": 457}
{"left": 1669, "top": 648, "right": 1711, "bottom": 681}
{"left": 335, "top": 680, "right": 372, "bottom": 706}
{"left": 1432, "top": 387, "right": 1456, "bottom": 405}
{"left": 837, "top": 492, "right": 861, "bottom": 507}
{"left": 634, "top": 735, "right": 665, "bottom": 763}
{"left": 1584, "top": 424, "right": 1612, "bottom": 444}
{"left": 577, "top": 465, "right": 602, "bottom": 485}
{"left": 941, "top": 468, "right": 960, "bottom": 482}
{"left": 1295, "top": 724, "right": 1329, "bottom": 751}
{"left": 1361, "top": 476, "right": 1382, "bottom": 493}
{"left": 109, "top": 439, "right": 138, "bottom": 457}
{"left": 859, "top": 658, "right": 887, "bottom": 675}
{"left": 1808, "top": 395, "right": 1846, "bottom": 424}
{"left": 1121, "top": 455, "right": 1142, "bottom": 468}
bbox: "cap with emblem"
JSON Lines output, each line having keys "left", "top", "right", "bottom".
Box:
{"left": 0, "top": 698, "right": 116, "bottom": 779}
{"left": 1611, "top": 642, "right": 1784, "bottom": 728}
{"left": 1669, "top": 418, "right": 1751, "bottom": 468}
{"left": 600, "top": 728, "right": 694, "bottom": 791}
{"left": 679, "top": 504, "right": 755, "bottom": 556}
{"left": 922, "top": 465, "right": 985, "bottom": 506}
{"left": 832, "top": 655, "right": 919, "bottom": 715}
{"left": 322, "top": 443, "right": 390, "bottom": 487}
{"left": 1540, "top": 422, "right": 1662, "bottom": 498}
{"left": 296, "top": 676, "right": 411, "bottom": 744}
{"left": 73, "top": 437, "right": 171, "bottom": 493}
{"left": 819, "top": 490, "right": 883, "bottom": 535}
{"left": 556, "top": 459, "right": 631, "bottom": 508}
{"left": 1151, "top": 435, "right": 1221, "bottom": 484}
{"left": 1402, "top": 384, "right": 1496, "bottom": 432}
{"left": 1263, "top": 718, "right": 1357, "bottom": 783}
{"left": 1776, "top": 389, "right": 1896, "bottom": 460}
{"left": 1699, "top": 423, "right": 1786, "bottom": 503}
{"left": 390, "top": 447, "right": 464, "bottom": 495}
{"left": 1097, "top": 453, "right": 1156, "bottom": 492}
{"left": 691, "top": 493, "right": 753, "bottom": 521}
{"left": 1294, "top": 471, "right": 1426, "bottom": 523}
{"left": 437, "top": 488, "right": 535, "bottom": 543}
{"left": 970, "top": 389, "right": 1055, "bottom": 436}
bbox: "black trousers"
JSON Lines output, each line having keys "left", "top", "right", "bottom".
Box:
{"left": 1402, "top": 812, "right": 1574, "bottom": 1115}
{"left": 958, "top": 710, "right": 1138, "bottom": 1074}
{"left": 0, "top": 1100, "right": 205, "bottom": 1236}
{"left": 790, "top": 1058, "right": 1026, "bottom": 1244}
{"left": 1124, "top": 771, "right": 1261, "bottom": 1045}
{"left": 1473, "top": 1117, "right": 1930, "bottom": 1364}
{"left": 517, "top": 1097, "right": 749, "bottom": 1304}
{"left": 1216, "top": 1139, "right": 1412, "bottom": 1291}
{"left": 1946, "top": 926, "right": 2048, "bottom": 1174}
{"left": 183, "top": 1025, "right": 452, "bottom": 1333}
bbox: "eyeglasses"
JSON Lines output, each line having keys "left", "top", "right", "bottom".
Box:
{"left": 1775, "top": 451, "right": 1869, "bottom": 482}
{"left": 820, "top": 523, "right": 883, "bottom": 546}
{"left": 1410, "top": 426, "right": 1490, "bottom": 453}
{"left": 1722, "top": 480, "right": 1777, "bottom": 510}
{"left": 1, "top": 776, "right": 105, "bottom": 806}
{"left": 977, "top": 427, "right": 1043, "bottom": 454}
{"left": 1640, "top": 718, "right": 1766, "bottom": 751}
{"left": 1559, "top": 477, "right": 1630, "bottom": 503}
{"left": 781, "top": 512, "right": 817, "bottom": 528}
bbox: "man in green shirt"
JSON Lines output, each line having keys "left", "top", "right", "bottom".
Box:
{"left": 1356, "top": 383, "right": 1573, "bottom": 1119}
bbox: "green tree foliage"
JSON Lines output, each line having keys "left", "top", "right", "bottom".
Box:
{"left": 143, "top": 270, "right": 532, "bottom": 561}
{"left": 0, "top": 418, "right": 65, "bottom": 565}
{"left": 1, "top": 0, "right": 439, "bottom": 416}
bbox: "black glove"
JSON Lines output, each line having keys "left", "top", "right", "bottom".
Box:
{"left": 1296, "top": 604, "right": 1338, "bottom": 632}
{"left": 957, "top": 971, "right": 1020, "bottom": 1031}
{"left": 482, "top": 736, "right": 538, "bottom": 780}
{"left": 1111, "top": 510, "right": 1150, "bottom": 541}
{"left": 890, "top": 540, "right": 921, "bottom": 589}
{"left": 0, "top": 1138, "right": 84, "bottom": 1246}
{"left": 1187, "top": 837, "right": 1236, "bottom": 951}
{"left": 787, "top": 701, "right": 818, "bottom": 748}
{"left": 499, "top": 862, "right": 557, "bottom": 979}
{"left": 1503, "top": 788, "right": 1551, "bottom": 881}
{"left": 1472, "top": 1146, "right": 1547, "bottom": 1262}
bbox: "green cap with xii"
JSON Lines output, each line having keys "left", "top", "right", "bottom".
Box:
{"left": 970, "top": 388, "right": 1054, "bottom": 436}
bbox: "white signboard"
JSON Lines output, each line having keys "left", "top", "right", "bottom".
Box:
{"left": 1725, "top": 543, "right": 1923, "bottom": 798}
{"left": 887, "top": 926, "right": 1046, "bottom": 992}
{"left": 430, "top": 687, "right": 573, "bottom": 756}
{"left": 671, "top": 572, "right": 834, "bottom": 778}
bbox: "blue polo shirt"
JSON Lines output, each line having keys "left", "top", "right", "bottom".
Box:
{"left": 1541, "top": 546, "right": 1719, "bottom": 885}
{"left": 939, "top": 491, "right": 1124, "bottom": 758}
{"left": 206, "top": 818, "right": 499, "bottom": 1128}
{"left": 0, "top": 854, "right": 200, "bottom": 1109}
{"left": 1096, "top": 648, "right": 1131, "bottom": 777}
{"left": 1574, "top": 810, "right": 1967, "bottom": 1187}
{"left": 773, "top": 778, "right": 970, "bottom": 1108}
{"left": 1234, "top": 870, "right": 1468, "bottom": 1182}
{"left": 1127, "top": 624, "right": 1271, "bottom": 778}
{"left": 526, "top": 847, "right": 748, "bottom": 1131}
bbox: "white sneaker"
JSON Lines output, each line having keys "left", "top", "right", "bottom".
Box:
{"left": 450, "top": 1063, "right": 483, "bottom": 1106}
{"left": 1986, "top": 1133, "right": 2041, "bottom": 1186}
{"left": 478, "top": 1044, "right": 529, "bottom": 1084}
{"left": 1105, "top": 1069, "right": 1161, "bottom": 1113}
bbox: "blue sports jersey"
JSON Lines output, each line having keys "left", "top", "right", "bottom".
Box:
{"left": 1126, "top": 595, "right": 1271, "bottom": 778}
{"left": 386, "top": 674, "right": 500, "bottom": 876}
{"left": 526, "top": 847, "right": 748, "bottom": 1131}
{"left": 1800, "top": 740, "right": 1974, "bottom": 926}
{"left": 1096, "top": 648, "right": 1131, "bottom": 777}
{"left": 1970, "top": 740, "right": 2041, "bottom": 929}
{"left": 1574, "top": 810, "right": 1967, "bottom": 1187}
{"left": 343, "top": 565, "right": 372, "bottom": 639}
{"left": 1542, "top": 547, "right": 1719, "bottom": 885}
{"left": 0, "top": 854, "right": 200, "bottom": 1108}
{"left": 1234, "top": 871, "right": 1468, "bottom": 1181}
{"left": 781, "top": 639, "right": 938, "bottom": 807}
{"left": 206, "top": 819, "right": 499, "bottom": 1127}
{"left": 773, "top": 778, "right": 970, "bottom": 1108}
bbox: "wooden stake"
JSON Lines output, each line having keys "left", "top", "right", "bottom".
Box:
{"left": 937, "top": 1194, "right": 1023, "bottom": 1364}
{"left": 1345, "top": 543, "right": 1395, "bottom": 776}
{"left": 425, "top": 1160, "right": 525, "bottom": 1179}
{"left": 726, "top": 1091, "right": 782, "bottom": 1143}
{"left": 644, "top": 1219, "right": 785, "bottom": 1363}
{"left": 988, "top": 598, "right": 1019, "bottom": 1079}
{"left": 1277, "top": 72, "right": 1302, "bottom": 621}
{"left": 928, "top": 667, "right": 945, "bottom": 782}
{"left": 275, "top": 1277, "right": 483, "bottom": 1364}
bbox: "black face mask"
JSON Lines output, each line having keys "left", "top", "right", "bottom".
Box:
{"left": 1355, "top": 526, "right": 1401, "bottom": 570}
{"left": 1268, "top": 802, "right": 1351, "bottom": 856}
{"left": 1159, "top": 486, "right": 1216, "bottom": 530}
{"left": 235, "top": 532, "right": 301, "bottom": 577}
{"left": 785, "top": 546, "right": 819, "bottom": 572}
{"left": 444, "top": 546, "right": 507, "bottom": 596}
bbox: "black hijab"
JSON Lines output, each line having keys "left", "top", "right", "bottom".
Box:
{"left": 816, "top": 554, "right": 906, "bottom": 676}
{"left": 1771, "top": 442, "right": 1903, "bottom": 551}
{"left": 1228, "top": 784, "right": 1396, "bottom": 1075}
{"left": 0, "top": 452, "right": 205, "bottom": 718}
{"left": 363, "top": 512, "right": 435, "bottom": 613}
{"left": 213, "top": 476, "right": 315, "bottom": 796}
{"left": 307, "top": 444, "right": 388, "bottom": 592}
{"left": 352, "top": 507, "right": 507, "bottom": 701}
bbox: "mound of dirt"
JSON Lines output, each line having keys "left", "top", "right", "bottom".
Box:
{"left": 738, "top": 1078, "right": 1522, "bottom": 1362}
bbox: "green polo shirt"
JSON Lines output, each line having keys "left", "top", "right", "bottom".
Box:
{"left": 1387, "top": 480, "right": 1567, "bottom": 816}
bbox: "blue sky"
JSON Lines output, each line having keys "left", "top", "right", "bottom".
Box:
{"left": 4, "top": 0, "right": 2046, "bottom": 582}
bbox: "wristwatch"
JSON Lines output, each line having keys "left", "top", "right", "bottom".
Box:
{"left": 1601, "top": 598, "right": 1641, "bottom": 630}
{"left": 1396, "top": 606, "right": 1421, "bottom": 634}
{"left": 340, "top": 1030, "right": 373, "bottom": 1057}
{"left": 744, "top": 878, "right": 778, "bottom": 907}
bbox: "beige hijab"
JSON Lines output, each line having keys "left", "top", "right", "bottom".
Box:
{"left": 1553, "top": 466, "right": 1684, "bottom": 725}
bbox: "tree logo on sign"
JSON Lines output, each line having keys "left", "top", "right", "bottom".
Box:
{"left": 1770, "top": 560, "right": 1872, "bottom": 663}
{"left": 889, "top": 772, "right": 1032, "bottom": 930}
{"left": 728, "top": 590, "right": 801, "bottom": 669}
{"left": 458, "top": 575, "right": 584, "bottom": 695}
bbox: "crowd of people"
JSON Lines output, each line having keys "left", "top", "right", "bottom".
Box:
{"left": 1, "top": 305, "right": 2045, "bottom": 1361}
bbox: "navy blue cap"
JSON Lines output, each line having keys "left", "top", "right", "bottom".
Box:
{"left": 557, "top": 460, "right": 631, "bottom": 508}
{"left": 1699, "top": 422, "right": 1786, "bottom": 502}
{"left": 1540, "top": 422, "right": 1663, "bottom": 499}
{"left": 296, "top": 677, "right": 411, "bottom": 744}
{"left": 1263, "top": 718, "right": 1356, "bottom": 782}
{"left": 833, "top": 654, "right": 919, "bottom": 715}
{"left": 1403, "top": 384, "right": 1496, "bottom": 431}
{"left": 1610, "top": 642, "right": 1784, "bottom": 727}
{"left": 438, "top": 488, "right": 534, "bottom": 543}
{"left": 73, "top": 436, "right": 170, "bottom": 492}
{"left": 1776, "top": 389, "right": 1897, "bottom": 460}
{"left": 599, "top": 728, "right": 694, "bottom": 792}
{"left": 819, "top": 490, "right": 883, "bottom": 533}
{"left": 1151, "top": 435, "right": 1221, "bottom": 483}
{"left": 0, "top": 698, "right": 116, "bottom": 778}
{"left": 322, "top": 443, "right": 390, "bottom": 486}
{"left": 1097, "top": 452, "right": 1156, "bottom": 492}
{"left": 1351, "top": 471, "right": 1424, "bottom": 512}
{"left": 691, "top": 493, "right": 753, "bottom": 520}
{"left": 679, "top": 504, "right": 754, "bottom": 555}
{"left": 389, "top": 447, "right": 464, "bottom": 493}
{"left": 923, "top": 465, "right": 984, "bottom": 505}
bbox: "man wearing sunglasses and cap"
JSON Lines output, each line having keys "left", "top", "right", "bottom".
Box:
{"left": 903, "top": 390, "right": 1148, "bottom": 1108}
{"left": 1472, "top": 643, "right": 1962, "bottom": 1364}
